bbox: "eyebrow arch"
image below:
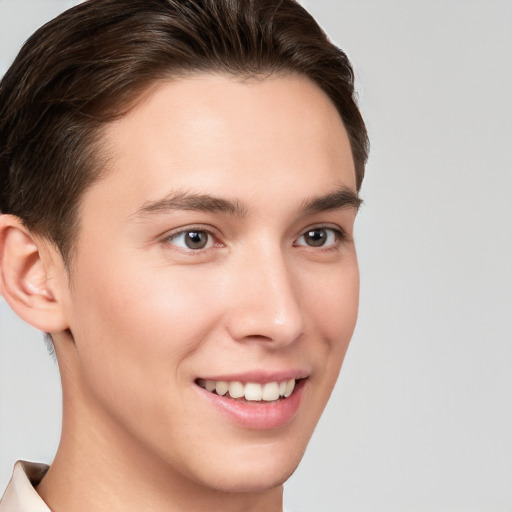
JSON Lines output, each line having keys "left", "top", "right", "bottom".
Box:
{"left": 301, "top": 187, "right": 362, "bottom": 215}
{"left": 133, "top": 190, "right": 247, "bottom": 218}
{"left": 132, "top": 186, "right": 361, "bottom": 220}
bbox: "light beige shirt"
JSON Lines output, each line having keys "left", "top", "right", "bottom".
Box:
{"left": 0, "top": 461, "right": 51, "bottom": 512}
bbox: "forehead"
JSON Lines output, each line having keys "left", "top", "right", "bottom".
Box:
{"left": 86, "top": 73, "right": 356, "bottom": 217}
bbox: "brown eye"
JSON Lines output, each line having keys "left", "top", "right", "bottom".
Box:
{"left": 168, "top": 230, "right": 212, "bottom": 250}
{"left": 304, "top": 229, "right": 328, "bottom": 247}
{"left": 184, "top": 231, "right": 209, "bottom": 249}
{"left": 295, "top": 228, "right": 340, "bottom": 248}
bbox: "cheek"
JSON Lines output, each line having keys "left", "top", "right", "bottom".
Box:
{"left": 302, "top": 257, "right": 359, "bottom": 394}
{"left": 306, "top": 256, "right": 359, "bottom": 342}
{"left": 66, "top": 251, "right": 223, "bottom": 403}
{"left": 73, "top": 250, "right": 217, "bottom": 340}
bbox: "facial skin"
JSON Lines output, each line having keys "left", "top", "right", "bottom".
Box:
{"left": 9, "top": 74, "right": 360, "bottom": 511}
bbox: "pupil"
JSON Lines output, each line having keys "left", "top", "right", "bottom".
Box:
{"left": 185, "top": 231, "right": 208, "bottom": 249}
{"left": 306, "top": 229, "right": 326, "bottom": 247}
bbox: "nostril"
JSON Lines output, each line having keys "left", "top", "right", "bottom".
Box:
{"left": 245, "top": 334, "right": 274, "bottom": 342}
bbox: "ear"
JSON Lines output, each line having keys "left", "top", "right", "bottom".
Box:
{"left": 0, "top": 214, "right": 69, "bottom": 333}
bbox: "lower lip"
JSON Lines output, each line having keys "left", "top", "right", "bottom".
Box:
{"left": 196, "top": 379, "right": 306, "bottom": 430}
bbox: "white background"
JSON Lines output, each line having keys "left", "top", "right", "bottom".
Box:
{"left": 1, "top": 1, "right": 511, "bottom": 511}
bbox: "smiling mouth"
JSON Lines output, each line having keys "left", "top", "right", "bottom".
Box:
{"left": 195, "top": 378, "right": 298, "bottom": 403}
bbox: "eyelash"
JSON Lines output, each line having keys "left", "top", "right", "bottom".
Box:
{"left": 293, "top": 226, "right": 347, "bottom": 251}
{"left": 163, "top": 225, "right": 348, "bottom": 254}
{"left": 164, "top": 226, "right": 221, "bottom": 254}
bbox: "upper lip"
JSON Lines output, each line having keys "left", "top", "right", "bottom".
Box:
{"left": 196, "top": 369, "right": 310, "bottom": 384}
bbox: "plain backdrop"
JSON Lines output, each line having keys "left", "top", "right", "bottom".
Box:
{"left": 1, "top": 1, "right": 511, "bottom": 511}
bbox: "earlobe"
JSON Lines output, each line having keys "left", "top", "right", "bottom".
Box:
{"left": 0, "top": 214, "right": 69, "bottom": 333}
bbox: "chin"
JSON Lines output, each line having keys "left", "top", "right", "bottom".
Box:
{"left": 208, "top": 460, "right": 301, "bottom": 494}
{"left": 187, "top": 439, "right": 307, "bottom": 494}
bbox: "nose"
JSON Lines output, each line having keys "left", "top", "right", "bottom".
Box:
{"left": 224, "top": 246, "right": 305, "bottom": 347}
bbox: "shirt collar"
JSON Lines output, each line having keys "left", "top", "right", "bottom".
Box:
{"left": 0, "top": 461, "right": 51, "bottom": 512}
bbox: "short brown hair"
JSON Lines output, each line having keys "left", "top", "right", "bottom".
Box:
{"left": 0, "top": 0, "right": 369, "bottom": 263}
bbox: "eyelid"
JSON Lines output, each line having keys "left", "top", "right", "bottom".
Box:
{"left": 294, "top": 225, "right": 349, "bottom": 248}
{"left": 162, "top": 224, "right": 224, "bottom": 253}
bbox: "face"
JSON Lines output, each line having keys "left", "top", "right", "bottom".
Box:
{"left": 57, "top": 73, "right": 360, "bottom": 495}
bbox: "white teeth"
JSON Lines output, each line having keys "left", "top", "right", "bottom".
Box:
{"left": 283, "top": 379, "right": 295, "bottom": 398}
{"left": 262, "top": 382, "right": 280, "bottom": 401}
{"left": 244, "top": 383, "right": 262, "bottom": 401}
{"left": 198, "top": 378, "right": 298, "bottom": 401}
{"left": 216, "top": 381, "right": 229, "bottom": 396}
{"left": 228, "top": 381, "right": 245, "bottom": 399}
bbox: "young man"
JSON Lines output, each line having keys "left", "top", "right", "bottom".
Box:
{"left": 0, "top": 1, "right": 368, "bottom": 511}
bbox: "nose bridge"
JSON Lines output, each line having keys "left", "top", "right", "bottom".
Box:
{"left": 225, "top": 240, "right": 304, "bottom": 345}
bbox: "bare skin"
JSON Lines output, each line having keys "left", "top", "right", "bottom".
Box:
{"left": 0, "top": 73, "right": 359, "bottom": 512}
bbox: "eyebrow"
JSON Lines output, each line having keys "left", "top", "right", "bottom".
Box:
{"left": 301, "top": 187, "right": 362, "bottom": 215}
{"left": 133, "top": 186, "right": 361, "bottom": 219}
{"left": 134, "top": 190, "right": 247, "bottom": 218}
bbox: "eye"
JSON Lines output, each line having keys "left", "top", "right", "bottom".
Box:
{"left": 295, "top": 227, "right": 341, "bottom": 248}
{"left": 167, "top": 230, "right": 214, "bottom": 250}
